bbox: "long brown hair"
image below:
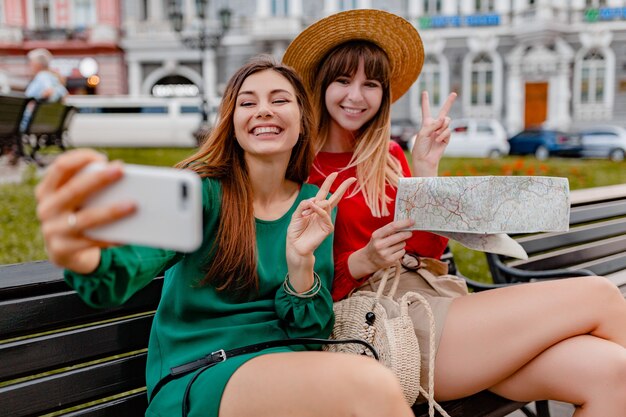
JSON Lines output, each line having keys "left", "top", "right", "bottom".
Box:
{"left": 313, "top": 41, "right": 402, "bottom": 217}
{"left": 177, "top": 55, "right": 316, "bottom": 294}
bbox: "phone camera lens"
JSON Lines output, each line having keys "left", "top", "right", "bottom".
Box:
{"left": 181, "top": 182, "right": 188, "bottom": 200}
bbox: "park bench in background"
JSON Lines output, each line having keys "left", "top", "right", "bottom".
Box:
{"left": 2, "top": 185, "right": 626, "bottom": 417}
{"left": 23, "top": 101, "right": 76, "bottom": 162}
{"left": 0, "top": 94, "right": 30, "bottom": 159}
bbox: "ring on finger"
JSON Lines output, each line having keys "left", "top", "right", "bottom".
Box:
{"left": 67, "top": 213, "right": 77, "bottom": 230}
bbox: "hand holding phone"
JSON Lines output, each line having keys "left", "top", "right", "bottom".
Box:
{"left": 81, "top": 163, "right": 203, "bottom": 252}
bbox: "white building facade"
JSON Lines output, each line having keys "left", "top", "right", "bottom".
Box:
{"left": 121, "top": 0, "right": 626, "bottom": 133}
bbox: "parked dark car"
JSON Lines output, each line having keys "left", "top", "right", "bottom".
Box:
{"left": 390, "top": 119, "right": 418, "bottom": 149}
{"left": 579, "top": 125, "right": 626, "bottom": 162}
{"left": 507, "top": 129, "right": 582, "bottom": 160}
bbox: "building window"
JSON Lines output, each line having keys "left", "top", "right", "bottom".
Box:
{"left": 140, "top": 0, "right": 148, "bottom": 20}
{"left": 470, "top": 53, "right": 493, "bottom": 106}
{"left": 339, "top": 0, "right": 358, "bottom": 10}
{"left": 423, "top": 0, "right": 442, "bottom": 15}
{"left": 580, "top": 50, "right": 606, "bottom": 105}
{"left": 418, "top": 55, "right": 442, "bottom": 107}
{"left": 475, "top": 0, "right": 495, "bottom": 13}
{"left": 34, "top": 0, "right": 52, "bottom": 28}
{"left": 271, "top": 0, "right": 289, "bottom": 16}
{"left": 73, "top": 0, "right": 95, "bottom": 27}
{"left": 585, "top": 0, "right": 607, "bottom": 7}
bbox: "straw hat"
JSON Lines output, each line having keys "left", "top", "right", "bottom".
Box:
{"left": 283, "top": 9, "right": 424, "bottom": 103}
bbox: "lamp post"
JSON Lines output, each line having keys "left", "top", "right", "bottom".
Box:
{"left": 168, "top": 0, "right": 232, "bottom": 142}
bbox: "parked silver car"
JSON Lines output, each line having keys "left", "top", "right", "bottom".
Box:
{"left": 579, "top": 125, "right": 626, "bottom": 162}
{"left": 408, "top": 118, "right": 509, "bottom": 158}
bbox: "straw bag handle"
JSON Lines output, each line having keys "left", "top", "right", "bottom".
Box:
{"left": 398, "top": 289, "right": 451, "bottom": 417}
{"left": 374, "top": 261, "right": 402, "bottom": 299}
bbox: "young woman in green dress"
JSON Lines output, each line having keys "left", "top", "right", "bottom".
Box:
{"left": 35, "top": 56, "right": 416, "bottom": 417}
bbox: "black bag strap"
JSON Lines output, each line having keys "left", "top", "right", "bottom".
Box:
{"left": 148, "top": 337, "right": 378, "bottom": 416}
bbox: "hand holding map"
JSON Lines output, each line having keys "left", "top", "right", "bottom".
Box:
{"left": 394, "top": 176, "right": 571, "bottom": 259}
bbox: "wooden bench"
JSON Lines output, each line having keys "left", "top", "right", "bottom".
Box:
{"left": 10, "top": 185, "right": 624, "bottom": 417}
{"left": 1, "top": 259, "right": 534, "bottom": 417}
{"left": 485, "top": 184, "right": 626, "bottom": 296}
{"left": 23, "top": 101, "right": 76, "bottom": 162}
{"left": 0, "top": 94, "right": 31, "bottom": 160}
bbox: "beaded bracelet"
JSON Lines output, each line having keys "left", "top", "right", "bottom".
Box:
{"left": 282, "top": 271, "right": 322, "bottom": 298}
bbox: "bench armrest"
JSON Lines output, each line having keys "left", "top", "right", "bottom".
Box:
{"left": 488, "top": 254, "right": 595, "bottom": 283}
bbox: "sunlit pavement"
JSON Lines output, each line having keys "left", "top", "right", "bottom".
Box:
{"left": 0, "top": 155, "right": 47, "bottom": 184}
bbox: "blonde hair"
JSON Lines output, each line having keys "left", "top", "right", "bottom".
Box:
{"left": 314, "top": 41, "right": 402, "bottom": 217}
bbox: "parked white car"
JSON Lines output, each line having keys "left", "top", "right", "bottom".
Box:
{"left": 579, "top": 125, "right": 626, "bottom": 162}
{"left": 408, "top": 118, "right": 509, "bottom": 158}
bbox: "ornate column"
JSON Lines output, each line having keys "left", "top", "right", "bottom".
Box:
{"left": 202, "top": 48, "right": 217, "bottom": 105}
{"left": 506, "top": 45, "right": 525, "bottom": 135}
{"left": 127, "top": 58, "right": 142, "bottom": 97}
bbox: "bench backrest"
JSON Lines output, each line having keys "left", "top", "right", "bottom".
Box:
{"left": 0, "top": 95, "right": 30, "bottom": 138}
{"left": 0, "top": 261, "right": 159, "bottom": 416}
{"left": 488, "top": 184, "right": 626, "bottom": 283}
{"left": 24, "top": 101, "right": 69, "bottom": 136}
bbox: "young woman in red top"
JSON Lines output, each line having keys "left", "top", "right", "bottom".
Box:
{"left": 284, "top": 9, "right": 626, "bottom": 414}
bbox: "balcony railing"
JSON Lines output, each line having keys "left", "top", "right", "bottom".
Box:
{"left": 22, "top": 27, "right": 90, "bottom": 42}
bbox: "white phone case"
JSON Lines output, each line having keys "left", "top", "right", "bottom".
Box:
{"left": 81, "top": 163, "right": 203, "bottom": 252}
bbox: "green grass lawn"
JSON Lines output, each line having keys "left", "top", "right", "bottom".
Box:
{"left": 2, "top": 149, "right": 625, "bottom": 283}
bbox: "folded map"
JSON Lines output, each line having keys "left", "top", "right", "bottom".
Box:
{"left": 395, "top": 176, "right": 570, "bottom": 259}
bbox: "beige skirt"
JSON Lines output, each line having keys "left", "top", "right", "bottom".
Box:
{"left": 354, "top": 255, "right": 468, "bottom": 402}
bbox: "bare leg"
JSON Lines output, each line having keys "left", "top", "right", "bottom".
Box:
{"left": 219, "top": 351, "right": 413, "bottom": 417}
{"left": 434, "top": 277, "right": 626, "bottom": 400}
{"left": 490, "top": 335, "right": 626, "bottom": 416}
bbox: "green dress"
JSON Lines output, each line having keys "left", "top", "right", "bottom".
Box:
{"left": 65, "top": 178, "right": 335, "bottom": 417}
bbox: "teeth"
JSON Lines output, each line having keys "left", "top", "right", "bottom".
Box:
{"left": 343, "top": 107, "right": 362, "bottom": 114}
{"left": 254, "top": 126, "right": 281, "bottom": 135}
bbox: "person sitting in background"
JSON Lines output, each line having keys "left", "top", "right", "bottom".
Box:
{"left": 3, "top": 48, "right": 69, "bottom": 165}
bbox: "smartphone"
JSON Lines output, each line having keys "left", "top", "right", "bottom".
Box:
{"left": 81, "top": 162, "right": 203, "bottom": 252}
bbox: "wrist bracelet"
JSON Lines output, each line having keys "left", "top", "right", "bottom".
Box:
{"left": 283, "top": 271, "right": 322, "bottom": 298}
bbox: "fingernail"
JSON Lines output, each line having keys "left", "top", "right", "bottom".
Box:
{"left": 117, "top": 201, "right": 136, "bottom": 212}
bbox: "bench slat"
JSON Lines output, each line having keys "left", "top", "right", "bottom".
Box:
{"left": 0, "top": 315, "right": 152, "bottom": 380}
{"left": 516, "top": 218, "right": 626, "bottom": 255}
{"left": 0, "top": 278, "right": 162, "bottom": 339}
{"left": 63, "top": 391, "right": 148, "bottom": 417}
{"left": 511, "top": 235, "right": 626, "bottom": 271}
{"left": 569, "top": 200, "right": 626, "bottom": 225}
{"left": 0, "top": 353, "right": 146, "bottom": 417}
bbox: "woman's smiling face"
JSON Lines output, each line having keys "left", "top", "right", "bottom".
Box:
{"left": 324, "top": 59, "right": 383, "bottom": 133}
{"left": 234, "top": 69, "right": 301, "bottom": 159}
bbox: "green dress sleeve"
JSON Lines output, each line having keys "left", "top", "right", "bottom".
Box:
{"left": 64, "top": 245, "right": 181, "bottom": 308}
{"left": 272, "top": 202, "right": 337, "bottom": 339}
{"left": 273, "top": 276, "right": 334, "bottom": 339}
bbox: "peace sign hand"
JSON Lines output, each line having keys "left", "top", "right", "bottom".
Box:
{"left": 411, "top": 91, "right": 457, "bottom": 177}
{"left": 287, "top": 172, "right": 355, "bottom": 260}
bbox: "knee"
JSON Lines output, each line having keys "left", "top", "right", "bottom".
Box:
{"left": 339, "top": 356, "right": 409, "bottom": 415}
{"left": 589, "top": 349, "right": 626, "bottom": 394}
{"left": 582, "top": 276, "right": 625, "bottom": 311}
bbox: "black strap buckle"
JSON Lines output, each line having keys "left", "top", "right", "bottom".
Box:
{"left": 210, "top": 349, "right": 226, "bottom": 363}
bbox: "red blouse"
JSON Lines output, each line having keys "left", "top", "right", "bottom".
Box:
{"left": 309, "top": 141, "right": 448, "bottom": 301}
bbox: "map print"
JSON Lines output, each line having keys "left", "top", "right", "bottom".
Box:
{"left": 395, "top": 176, "right": 570, "bottom": 259}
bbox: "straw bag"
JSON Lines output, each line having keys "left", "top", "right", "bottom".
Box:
{"left": 324, "top": 262, "right": 450, "bottom": 416}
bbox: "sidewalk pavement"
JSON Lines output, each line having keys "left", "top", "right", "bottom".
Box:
{"left": 0, "top": 155, "right": 46, "bottom": 184}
